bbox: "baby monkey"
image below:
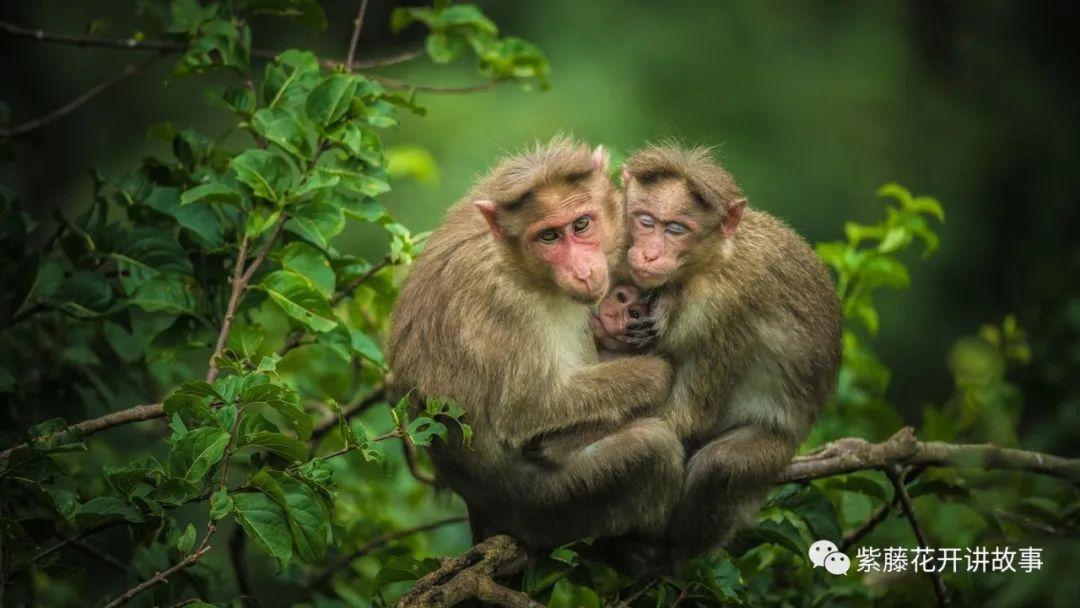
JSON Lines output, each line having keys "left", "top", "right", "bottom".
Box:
{"left": 590, "top": 284, "right": 660, "bottom": 356}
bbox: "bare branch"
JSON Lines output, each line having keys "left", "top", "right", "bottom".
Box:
{"left": 783, "top": 427, "right": 1080, "bottom": 484}
{"left": 0, "top": 404, "right": 165, "bottom": 459}
{"left": 306, "top": 516, "right": 466, "bottom": 588}
{"left": 0, "top": 53, "right": 163, "bottom": 137}
{"left": 372, "top": 75, "right": 500, "bottom": 94}
{"left": 397, "top": 535, "right": 537, "bottom": 608}
{"left": 0, "top": 20, "right": 183, "bottom": 52}
{"left": 70, "top": 538, "right": 129, "bottom": 573}
{"left": 344, "top": 0, "right": 371, "bottom": 73}
{"left": 841, "top": 466, "right": 925, "bottom": 551}
{"left": 401, "top": 435, "right": 436, "bottom": 485}
{"left": 332, "top": 256, "right": 393, "bottom": 304}
{"left": 102, "top": 529, "right": 215, "bottom": 608}
{"left": 886, "top": 465, "right": 950, "bottom": 607}
{"left": 353, "top": 49, "right": 424, "bottom": 69}
{"left": 310, "top": 385, "right": 387, "bottom": 443}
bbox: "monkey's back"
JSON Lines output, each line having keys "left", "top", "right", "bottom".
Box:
{"left": 662, "top": 209, "right": 842, "bottom": 444}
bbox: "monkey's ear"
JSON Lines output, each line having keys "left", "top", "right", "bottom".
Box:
{"left": 592, "top": 145, "right": 609, "bottom": 173}
{"left": 722, "top": 198, "right": 747, "bottom": 238}
{"left": 473, "top": 200, "right": 503, "bottom": 239}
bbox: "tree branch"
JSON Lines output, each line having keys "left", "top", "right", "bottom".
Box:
{"left": 310, "top": 385, "right": 387, "bottom": 443}
{"left": 344, "top": 0, "right": 370, "bottom": 73}
{"left": 841, "top": 466, "right": 925, "bottom": 551}
{"left": 0, "top": 404, "right": 165, "bottom": 459}
{"left": 401, "top": 435, "right": 436, "bottom": 485}
{"left": 0, "top": 53, "right": 163, "bottom": 137}
{"left": 886, "top": 465, "right": 950, "bottom": 607}
{"left": 306, "top": 516, "right": 466, "bottom": 589}
{"left": 371, "top": 75, "right": 500, "bottom": 94}
{"left": 397, "top": 535, "right": 538, "bottom": 608}
{"left": 102, "top": 529, "right": 215, "bottom": 608}
{"left": 782, "top": 427, "right": 1080, "bottom": 484}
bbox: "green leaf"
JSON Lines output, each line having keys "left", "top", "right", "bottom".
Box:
{"left": 240, "top": 431, "right": 307, "bottom": 462}
{"left": 144, "top": 186, "right": 224, "bottom": 248}
{"left": 281, "top": 241, "right": 334, "bottom": 297}
{"left": 262, "top": 50, "right": 321, "bottom": 110}
{"left": 205, "top": 85, "right": 256, "bottom": 116}
{"left": 239, "top": 0, "right": 328, "bottom": 30}
{"left": 245, "top": 207, "right": 282, "bottom": 238}
{"left": 230, "top": 149, "right": 297, "bottom": 203}
{"left": 210, "top": 488, "right": 235, "bottom": 520}
{"left": 285, "top": 201, "right": 345, "bottom": 250}
{"left": 130, "top": 274, "right": 200, "bottom": 315}
{"left": 406, "top": 416, "right": 447, "bottom": 447}
{"left": 74, "top": 497, "right": 142, "bottom": 531}
{"left": 229, "top": 323, "right": 265, "bottom": 360}
{"left": 181, "top": 181, "right": 243, "bottom": 207}
{"left": 349, "top": 328, "right": 385, "bottom": 366}
{"left": 252, "top": 107, "right": 315, "bottom": 161}
{"left": 168, "top": 427, "right": 230, "bottom": 482}
{"left": 110, "top": 226, "right": 194, "bottom": 275}
{"left": 260, "top": 270, "right": 337, "bottom": 332}
{"left": 233, "top": 492, "right": 292, "bottom": 562}
{"left": 176, "top": 523, "right": 197, "bottom": 552}
{"left": 253, "top": 471, "right": 329, "bottom": 562}
{"left": 51, "top": 271, "right": 112, "bottom": 318}
{"left": 305, "top": 74, "right": 360, "bottom": 127}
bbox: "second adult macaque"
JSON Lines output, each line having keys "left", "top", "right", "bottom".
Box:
{"left": 622, "top": 145, "right": 843, "bottom": 561}
{"left": 387, "top": 137, "right": 684, "bottom": 550}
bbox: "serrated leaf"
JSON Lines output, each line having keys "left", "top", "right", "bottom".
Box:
{"left": 168, "top": 427, "right": 230, "bottom": 482}
{"left": 305, "top": 74, "right": 359, "bottom": 126}
{"left": 233, "top": 492, "right": 292, "bottom": 562}
{"left": 230, "top": 149, "right": 297, "bottom": 203}
{"left": 260, "top": 270, "right": 337, "bottom": 332}
{"left": 240, "top": 431, "right": 307, "bottom": 462}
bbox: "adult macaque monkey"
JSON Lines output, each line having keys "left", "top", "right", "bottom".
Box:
{"left": 622, "top": 145, "right": 843, "bottom": 561}
{"left": 387, "top": 137, "right": 683, "bottom": 550}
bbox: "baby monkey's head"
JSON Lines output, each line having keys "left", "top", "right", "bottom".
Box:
{"left": 595, "top": 284, "right": 648, "bottom": 337}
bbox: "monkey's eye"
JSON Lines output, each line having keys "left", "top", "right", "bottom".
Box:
{"left": 629, "top": 308, "right": 641, "bottom": 319}
{"left": 573, "top": 216, "right": 591, "bottom": 233}
{"left": 638, "top": 215, "right": 656, "bottom": 229}
{"left": 666, "top": 222, "right": 688, "bottom": 235}
{"left": 615, "top": 291, "right": 627, "bottom": 303}
{"left": 537, "top": 228, "right": 561, "bottom": 244}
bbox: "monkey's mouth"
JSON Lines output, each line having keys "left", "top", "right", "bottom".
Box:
{"left": 593, "top": 312, "right": 622, "bottom": 336}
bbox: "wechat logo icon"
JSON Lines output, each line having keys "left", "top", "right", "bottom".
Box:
{"left": 809, "top": 540, "right": 851, "bottom": 575}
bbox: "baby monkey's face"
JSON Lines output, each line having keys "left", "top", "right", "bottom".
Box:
{"left": 596, "top": 284, "right": 647, "bottom": 336}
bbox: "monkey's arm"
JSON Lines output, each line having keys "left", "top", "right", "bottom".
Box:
{"left": 496, "top": 355, "right": 673, "bottom": 447}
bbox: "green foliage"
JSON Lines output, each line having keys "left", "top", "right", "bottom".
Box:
{"left": 0, "top": 2, "right": 1073, "bottom": 607}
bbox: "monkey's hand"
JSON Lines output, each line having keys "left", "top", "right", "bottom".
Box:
{"left": 620, "top": 290, "right": 668, "bottom": 350}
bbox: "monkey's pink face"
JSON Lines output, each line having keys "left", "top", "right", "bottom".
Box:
{"left": 626, "top": 204, "right": 700, "bottom": 289}
{"left": 525, "top": 207, "right": 610, "bottom": 303}
{"left": 595, "top": 285, "right": 645, "bottom": 335}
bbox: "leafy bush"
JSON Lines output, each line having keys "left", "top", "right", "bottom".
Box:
{"left": 0, "top": 2, "right": 1075, "bottom": 607}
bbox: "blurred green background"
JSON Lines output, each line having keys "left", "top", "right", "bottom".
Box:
{"left": 2, "top": 0, "right": 1077, "bottom": 457}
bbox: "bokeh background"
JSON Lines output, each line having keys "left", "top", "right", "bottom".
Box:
{"left": 2, "top": 0, "right": 1077, "bottom": 455}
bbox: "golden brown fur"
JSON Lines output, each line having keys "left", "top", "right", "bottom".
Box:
{"left": 623, "top": 145, "right": 843, "bottom": 560}
{"left": 387, "top": 137, "right": 684, "bottom": 549}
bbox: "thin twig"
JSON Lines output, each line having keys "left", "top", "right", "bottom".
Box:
{"left": 331, "top": 256, "right": 392, "bottom": 304}
{"left": 309, "top": 385, "right": 386, "bottom": 443}
{"left": 207, "top": 235, "right": 250, "bottom": 383}
{"left": 0, "top": 20, "right": 421, "bottom": 69}
{"left": 101, "top": 532, "right": 214, "bottom": 608}
{"left": 401, "top": 435, "right": 436, "bottom": 485}
{"left": 841, "top": 466, "right": 925, "bottom": 551}
{"left": 614, "top": 578, "right": 660, "bottom": 608}
{"left": 886, "top": 465, "right": 949, "bottom": 607}
{"left": 229, "top": 526, "right": 256, "bottom": 605}
{"left": 0, "top": 53, "right": 163, "bottom": 137}
{"left": 305, "top": 516, "right": 466, "bottom": 588}
{"left": 372, "top": 74, "right": 500, "bottom": 94}
{"left": 344, "top": 0, "right": 370, "bottom": 73}
{"left": 70, "top": 538, "right": 129, "bottom": 573}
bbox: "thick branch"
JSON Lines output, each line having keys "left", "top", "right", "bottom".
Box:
{"left": 782, "top": 427, "right": 1080, "bottom": 484}
{"left": 397, "top": 535, "right": 536, "bottom": 608}
{"left": 306, "top": 516, "right": 465, "bottom": 588}
{"left": 0, "top": 53, "right": 163, "bottom": 137}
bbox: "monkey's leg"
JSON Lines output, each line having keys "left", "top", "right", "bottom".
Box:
{"left": 513, "top": 417, "right": 685, "bottom": 549}
{"left": 666, "top": 426, "right": 795, "bottom": 560}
